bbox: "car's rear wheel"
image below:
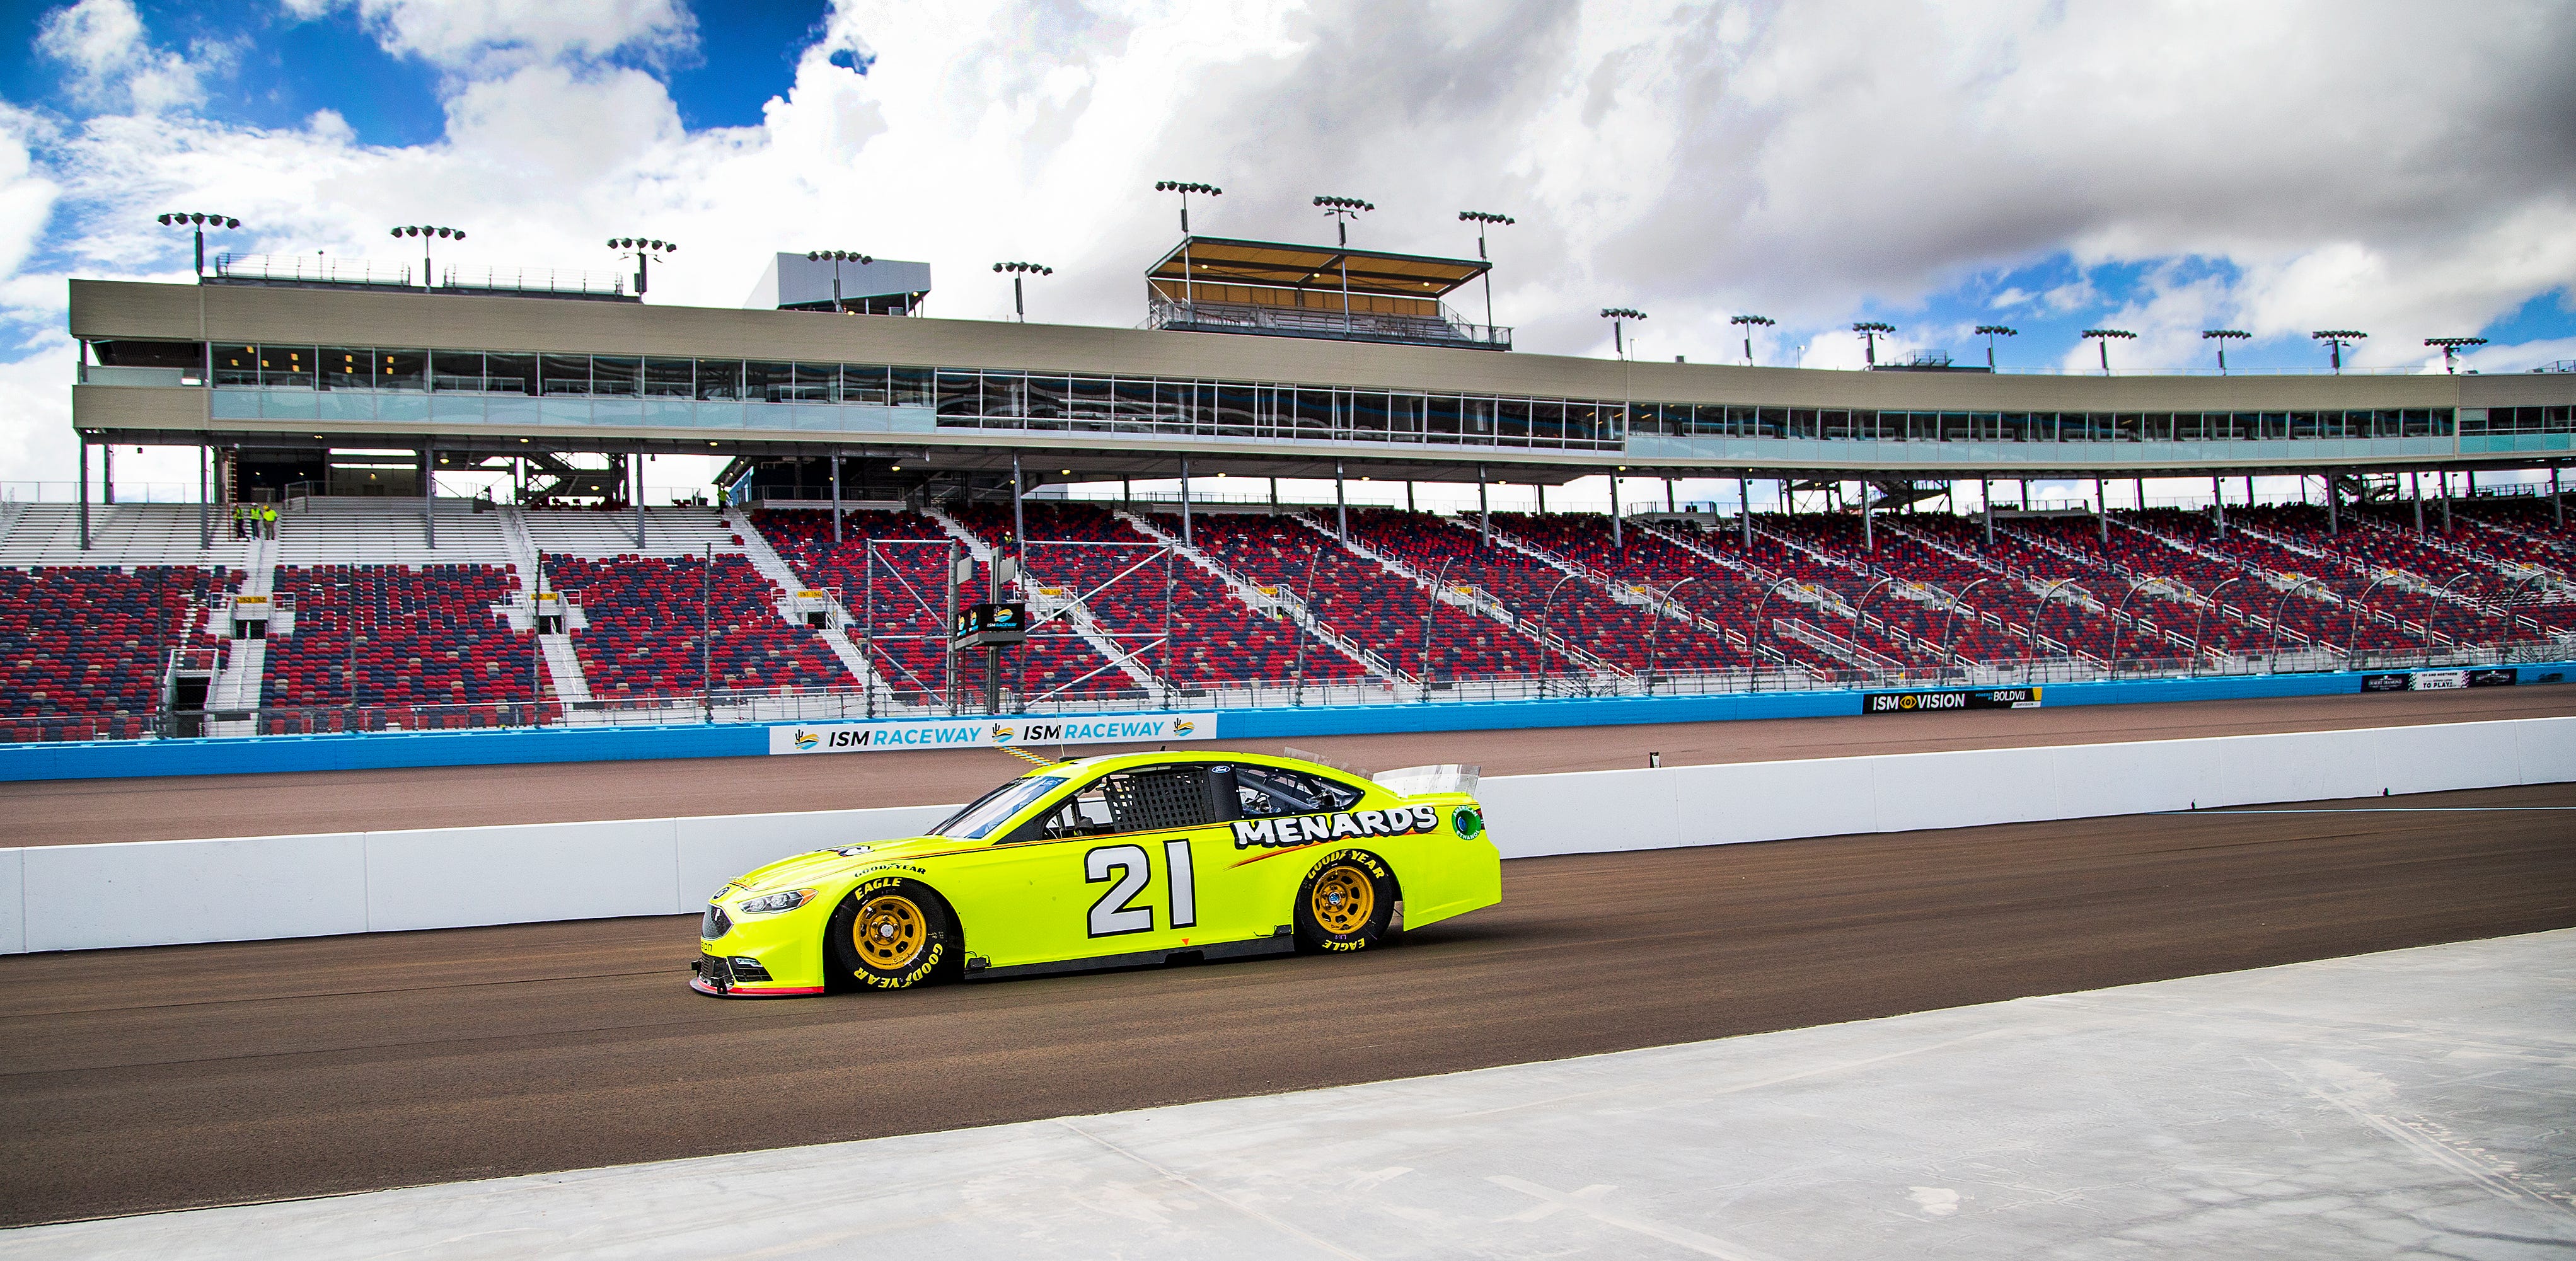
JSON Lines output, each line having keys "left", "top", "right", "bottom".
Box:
{"left": 1294, "top": 849, "right": 1398, "bottom": 953}
{"left": 827, "top": 877, "right": 957, "bottom": 989}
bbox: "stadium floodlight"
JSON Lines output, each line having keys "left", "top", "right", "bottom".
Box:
{"left": 1973, "top": 325, "right": 2018, "bottom": 370}
{"left": 1460, "top": 210, "right": 1515, "bottom": 332}
{"left": 2201, "top": 328, "right": 2250, "bottom": 374}
{"left": 1731, "top": 314, "right": 1776, "bottom": 366}
{"left": 1157, "top": 181, "right": 1222, "bottom": 306}
{"left": 805, "top": 250, "right": 874, "bottom": 313}
{"left": 1852, "top": 321, "right": 1896, "bottom": 367}
{"left": 992, "top": 261, "right": 1054, "bottom": 322}
{"left": 2311, "top": 329, "right": 2367, "bottom": 373}
{"left": 2425, "top": 335, "right": 2487, "bottom": 375}
{"left": 606, "top": 236, "right": 678, "bottom": 297}
{"left": 1314, "top": 195, "right": 1375, "bottom": 337}
{"left": 388, "top": 225, "right": 466, "bottom": 290}
{"left": 156, "top": 212, "right": 243, "bottom": 277}
{"left": 2081, "top": 328, "right": 2136, "bottom": 375}
{"left": 1601, "top": 308, "right": 1648, "bottom": 359}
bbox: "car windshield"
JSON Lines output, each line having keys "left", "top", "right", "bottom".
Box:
{"left": 930, "top": 775, "right": 1066, "bottom": 839}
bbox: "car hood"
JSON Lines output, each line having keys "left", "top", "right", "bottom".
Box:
{"left": 719, "top": 833, "right": 954, "bottom": 899}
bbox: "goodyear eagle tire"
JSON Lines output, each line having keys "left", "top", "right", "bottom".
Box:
{"left": 827, "top": 878, "right": 959, "bottom": 989}
{"left": 1293, "top": 849, "right": 1399, "bottom": 954}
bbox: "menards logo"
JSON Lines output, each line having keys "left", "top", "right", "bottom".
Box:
{"left": 1231, "top": 805, "right": 1441, "bottom": 849}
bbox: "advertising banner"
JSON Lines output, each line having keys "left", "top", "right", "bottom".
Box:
{"left": 2412, "top": 669, "right": 2469, "bottom": 691}
{"left": 2468, "top": 668, "right": 2519, "bottom": 688}
{"left": 2359, "top": 669, "right": 2509, "bottom": 693}
{"left": 2360, "top": 673, "right": 2412, "bottom": 693}
{"left": 768, "top": 711, "right": 1217, "bottom": 756}
{"left": 1860, "top": 686, "right": 2042, "bottom": 715}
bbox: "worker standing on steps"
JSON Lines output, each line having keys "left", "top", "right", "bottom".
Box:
{"left": 262, "top": 503, "right": 279, "bottom": 540}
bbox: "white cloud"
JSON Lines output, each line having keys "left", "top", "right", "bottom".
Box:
{"left": 37, "top": 0, "right": 216, "bottom": 113}
{"left": 282, "top": 0, "right": 698, "bottom": 69}
{"left": 4, "top": 0, "right": 2575, "bottom": 488}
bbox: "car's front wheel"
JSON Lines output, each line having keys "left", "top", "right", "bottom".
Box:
{"left": 1294, "top": 849, "right": 1399, "bottom": 953}
{"left": 827, "top": 878, "right": 957, "bottom": 988}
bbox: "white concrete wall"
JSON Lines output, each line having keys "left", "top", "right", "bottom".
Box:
{"left": 2, "top": 717, "right": 2568, "bottom": 953}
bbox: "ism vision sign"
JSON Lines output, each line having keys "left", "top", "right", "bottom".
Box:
{"left": 768, "top": 711, "right": 1220, "bottom": 756}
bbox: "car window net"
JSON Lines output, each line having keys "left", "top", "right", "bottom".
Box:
{"left": 1235, "top": 766, "right": 1360, "bottom": 817}
{"left": 933, "top": 775, "right": 1066, "bottom": 839}
{"left": 1104, "top": 768, "right": 1211, "bottom": 831}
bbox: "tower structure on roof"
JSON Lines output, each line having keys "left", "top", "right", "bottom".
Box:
{"left": 1142, "top": 236, "right": 1508, "bottom": 351}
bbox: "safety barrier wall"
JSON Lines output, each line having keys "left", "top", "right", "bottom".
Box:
{"left": 6, "top": 663, "right": 2571, "bottom": 782}
{"left": 2, "top": 716, "right": 2569, "bottom": 955}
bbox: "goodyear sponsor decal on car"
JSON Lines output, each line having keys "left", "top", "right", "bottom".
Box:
{"left": 768, "top": 711, "right": 1218, "bottom": 756}
{"left": 1860, "top": 686, "right": 2041, "bottom": 715}
{"left": 1232, "top": 805, "right": 1443, "bottom": 849}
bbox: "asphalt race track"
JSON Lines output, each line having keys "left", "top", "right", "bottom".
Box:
{"left": 4, "top": 686, "right": 2569, "bottom": 846}
{"left": 4, "top": 781, "right": 2571, "bottom": 1227}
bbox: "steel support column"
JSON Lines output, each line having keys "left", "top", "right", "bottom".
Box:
{"left": 423, "top": 445, "right": 437, "bottom": 549}
{"left": 1980, "top": 477, "right": 1994, "bottom": 546}
{"left": 2095, "top": 476, "right": 2107, "bottom": 543}
{"left": 1859, "top": 480, "right": 1871, "bottom": 551}
{"left": 1740, "top": 476, "right": 1751, "bottom": 548}
{"left": 1179, "top": 456, "right": 1192, "bottom": 546}
{"left": 198, "top": 443, "right": 210, "bottom": 550}
{"left": 1610, "top": 475, "right": 1622, "bottom": 549}
{"left": 77, "top": 439, "right": 90, "bottom": 551}
{"left": 830, "top": 453, "right": 843, "bottom": 544}
{"left": 1334, "top": 459, "right": 1346, "bottom": 541}
{"left": 2411, "top": 470, "right": 2425, "bottom": 533}
{"left": 1477, "top": 464, "right": 1489, "bottom": 543}
{"left": 1010, "top": 451, "right": 1025, "bottom": 556}
{"left": 2327, "top": 472, "right": 2338, "bottom": 534}
{"left": 2211, "top": 475, "right": 2225, "bottom": 538}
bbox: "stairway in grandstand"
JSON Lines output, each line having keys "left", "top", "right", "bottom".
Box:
{"left": 0, "top": 502, "right": 250, "bottom": 568}
{"left": 926, "top": 502, "right": 1178, "bottom": 700}
{"left": 724, "top": 507, "right": 875, "bottom": 689}
{"left": 1119, "top": 509, "right": 1401, "bottom": 686}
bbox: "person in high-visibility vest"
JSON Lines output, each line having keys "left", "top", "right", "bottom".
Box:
{"left": 262, "top": 504, "right": 279, "bottom": 539}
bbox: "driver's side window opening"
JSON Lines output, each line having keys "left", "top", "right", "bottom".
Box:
{"left": 1234, "top": 765, "right": 1362, "bottom": 818}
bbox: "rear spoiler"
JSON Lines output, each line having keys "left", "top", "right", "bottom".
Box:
{"left": 1374, "top": 764, "right": 1480, "bottom": 797}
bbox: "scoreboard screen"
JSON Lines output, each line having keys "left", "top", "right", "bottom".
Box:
{"left": 952, "top": 601, "right": 1028, "bottom": 647}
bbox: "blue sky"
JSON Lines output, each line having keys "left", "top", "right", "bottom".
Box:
{"left": 2, "top": 0, "right": 2572, "bottom": 495}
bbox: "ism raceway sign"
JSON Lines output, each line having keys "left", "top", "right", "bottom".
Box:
{"left": 768, "top": 711, "right": 1219, "bottom": 756}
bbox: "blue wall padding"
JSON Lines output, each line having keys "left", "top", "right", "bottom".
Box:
{"left": 3, "top": 665, "right": 2558, "bottom": 783}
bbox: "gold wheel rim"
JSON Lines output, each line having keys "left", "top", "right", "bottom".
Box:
{"left": 853, "top": 893, "right": 927, "bottom": 970}
{"left": 1310, "top": 865, "right": 1375, "bottom": 935}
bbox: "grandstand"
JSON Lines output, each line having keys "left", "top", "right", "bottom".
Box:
{"left": 12, "top": 248, "right": 2573, "bottom": 742}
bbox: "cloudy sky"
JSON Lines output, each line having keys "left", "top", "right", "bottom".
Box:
{"left": 3, "top": 0, "right": 2573, "bottom": 500}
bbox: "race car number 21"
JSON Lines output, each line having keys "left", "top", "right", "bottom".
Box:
{"left": 1084, "top": 840, "right": 1198, "bottom": 938}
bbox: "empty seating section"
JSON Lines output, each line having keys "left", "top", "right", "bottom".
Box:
{"left": 265, "top": 565, "right": 534, "bottom": 708}
{"left": 1306, "top": 510, "right": 1564, "bottom": 679}
{"left": 0, "top": 567, "right": 224, "bottom": 728}
{"left": 1179, "top": 512, "right": 1523, "bottom": 679}
{"left": 1487, "top": 514, "right": 1755, "bottom": 671}
{"left": 2231, "top": 507, "right": 2576, "bottom": 640}
{"left": 962, "top": 504, "right": 1348, "bottom": 689}
{"left": 752, "top": 508, "right": 959, "bottom": 702}
{"left": 1743, "top": 516, "right": 2033, "bottom": 665}
{"left": 543, "top": 555, "right": 844, "bottom": 696}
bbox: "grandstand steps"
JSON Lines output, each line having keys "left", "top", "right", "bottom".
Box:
{"left": 928, "top": 505, "right": 1169, "bottom": 698}
{"left": 205, "top": 638, "right": 266, "bottom": 735}
{"left": 538, "top": 635, "right": 593, "bottom": 703}
{"left": 725, "top": 507, "right": 875, "bottom": 692}
{"left": 2105, "top": 520, "right": 2315, "bottom": 652}
{"left": 1484, "top": 519, "right": 1745, "bottom": 662}
{"left": 0, "top": 503, "right": 249, "bottom": 568}
{"left": 523, "top": 507, "right": 736, "bottom": 560}
{"left": 274, "top": 498, "right": 514, "bottom": 567}
{"left": 1118, "top": 510, "right": 1401, "bottom": 686}
{"left": 1418, "top": 518, "right": 1627, "bottom": 679}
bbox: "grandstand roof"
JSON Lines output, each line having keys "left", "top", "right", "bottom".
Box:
{"left": 1145, "top": 236, "right": 1487, "bottom": 299}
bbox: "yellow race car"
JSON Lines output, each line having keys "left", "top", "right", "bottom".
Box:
{"left": 692, "top": 751, "right": 1498, "bottom": 996}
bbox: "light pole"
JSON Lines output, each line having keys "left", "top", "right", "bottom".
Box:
{"left": 1459, "top": 210, "right": 1514, "bottom": 335}
{"left": 156, "top": 212, "right": 241, "bottom": 277}
{"left": 2081, "top": 328, "right": 2135, "bottom": 375}
{"left": 607, "top": 237, "right": 678, "bottom": 296}
{"left": 1312, "top": 195, "right": 1374, "bottom": 338}
{"left": 389, "top": 225, "right": 465, "bottom": 289}
{"left": 2202, "top": 328, "right": 2249, "bottom": 373}
{"left": 1852, "top": 321, "right": 1895, "bottom": 367}
{"left": 992, "top": 262, "right": 1053, "bottom": 322}
{"left": 2311, "top": 329, "right": 2366, "bottom": 373}
{"left": 1157, "top": 181, "right": 1221, "bottom": 309}
{"left": 1600, "top": 308, "right": 1647, "bottom": 359}
{"left": 2425, "top": 336, "right": 2486, "bottom": 374}
{"left": 1732, "top": 314, "right": 1776, "bottom": 366}
{"left": 1974, "top": 324, "right": 2016, "bottom": 370}
{"left": 806, "top": 250, "right": 872, "bottom": 313}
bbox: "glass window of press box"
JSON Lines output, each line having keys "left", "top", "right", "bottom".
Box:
{"left": 176, "top": 343, "right": 2563, "bottom": 445}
